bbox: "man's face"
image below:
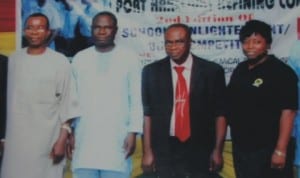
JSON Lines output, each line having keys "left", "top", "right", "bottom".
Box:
{"left": 24, "top": 16, "right": 50, "bottom": 48}
{"left": 164, "top": 27, "right": 191, "bottom": 64}
{"left": 92, "top": 15, "right": 117, "bottom": 49}
{"left": 242, "top": 33, "right": 269, "bottom": 59}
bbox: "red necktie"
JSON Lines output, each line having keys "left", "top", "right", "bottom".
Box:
{"left": 174, "top": 66, "right": 190, "bottom": 142}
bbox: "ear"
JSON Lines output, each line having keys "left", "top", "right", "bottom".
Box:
{"left": 114, "top": 26, "right": 118, "bottom": 34}
{"left": 46, "top": 29, "right": 52, "bottom": 39}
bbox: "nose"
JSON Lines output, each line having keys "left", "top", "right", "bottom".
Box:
{"left": 243, "top": 41, "right": 254, "bottom": 50}
{"left": 166, "top": 42, "right": 179, "bottom": 50}
{"left": 30, "top": 29, "right": 40, "bottom": 34}
{"left": 96, "top": 27, "right": 107, "bottom": 35}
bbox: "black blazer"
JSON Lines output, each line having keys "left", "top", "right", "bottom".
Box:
{"left": 0, "top": 54, "right": 7, "bottom": 139}
{"left": 142, "top": 54, "right": 226, "bottom": 158}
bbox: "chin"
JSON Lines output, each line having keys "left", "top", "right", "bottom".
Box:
{"left": 96, "top": 42, "right": 108, "bottom": 47}
{"left": 246, "top": 55, "right": 256, "bottom": 59}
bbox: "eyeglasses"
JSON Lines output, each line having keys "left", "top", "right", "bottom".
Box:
{"left": 165, "top": 39, "right": 187, "bottom": 48}
{"left": 25, "top": 25, "right": 48, "bottom": 32}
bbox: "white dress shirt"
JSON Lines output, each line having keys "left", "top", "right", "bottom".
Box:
{"left": 169, "top": 54, "right": 193, "bottom": 136}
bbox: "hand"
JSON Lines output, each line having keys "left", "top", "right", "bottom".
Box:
{"left": 271, "top": 150, "right": 286, "bottom": 169}
{"left": 123, "top": 133, "right": 136, "bottom": 159}
{"left": 209, "top": 148, "right": 223, "bottom": 172}
{"left": 66, "top": 133, "right": 75, "bottom": 160}
{"left": 142, "top": 149, "right": 155, "bottom": 173}
{"left": 49, "top": 137, "right": 67, "bottom": 164}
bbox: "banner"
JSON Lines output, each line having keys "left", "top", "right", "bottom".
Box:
{"left": 19, "top": 0, "right": 300, "bottom": 82}
{"left": 113, "top": 0, "right": 300, "bottom": 82}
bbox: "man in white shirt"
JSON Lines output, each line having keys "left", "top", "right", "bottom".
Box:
{"left": 1, "top": 13, "right": 80, "bottom": 178}
{"left": 71, "top": 11, "right": 143, "bottom": 178}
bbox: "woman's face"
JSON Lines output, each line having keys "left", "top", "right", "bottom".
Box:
{"left": 241, "top": 33, "right": 269, "bottom": 59}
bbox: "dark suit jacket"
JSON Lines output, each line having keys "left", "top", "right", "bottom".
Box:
{"left": 0, "top": 54, "right": 7, "bottom": 139}
{"left": 142, "top": 54, "right": 226, "bottom": 161}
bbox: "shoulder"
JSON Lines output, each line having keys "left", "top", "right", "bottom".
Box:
{"left": 192, "top": 55, "right": 224, "bottom": 72}
{"left": 0, "top": 54, "right": 7, "bottom": 64}
{"left": 46, "top": 48, "right": 70, "bottom": 65}
{"left": 9, "top": 48, "right": 25, "bottom": 59}
{"left": 0, "top": 54, "right": 7, "bottom": 61}
{"left": 0, "top": 54, "right": 7, "bottom": 71}
{"left": 113, "top": 45, "right": 140, "bottom": 64}
{"left": 269, "top": 55, "right": 291, "bottom": 69}
{"left": 269, "top": 55, "right": 297, "bottom": 79}
{"left": 72, "top": 47, "right": 95, "bottom": 64}
{"left": 143, "top": 57, "right": 169, "bottom": 71}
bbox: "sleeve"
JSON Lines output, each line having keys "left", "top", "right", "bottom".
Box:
{"left": 212, "top": 65, "right": 227, "bottom": 117}
{"left": 57, "top": 59, "right": 81, "bottom": 123}
{"left": 141, "top": 65, "right": 151, "bottom": 116}
{"left": 278, "top": 65, "right": 298, "bottom": 110}
{"left": 127, "top": 57, "right": 143, "bottom": 133}
{"left": 0, "top": 57, "right": 7, "bottom": 139}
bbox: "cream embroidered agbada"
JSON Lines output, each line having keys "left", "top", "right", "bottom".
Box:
{"left": 1, "top": 48, "right": 80, "bottom": 178}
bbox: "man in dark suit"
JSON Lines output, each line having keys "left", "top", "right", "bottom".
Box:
{"left": 0, "top": 54, "right": 7, "bottom": 167}
{"left": 141, "top": 23, "right": 227, "bottom": 178}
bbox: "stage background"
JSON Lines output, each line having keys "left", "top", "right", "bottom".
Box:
{"left": 1, "top": 0, "right": 300, "bottom": 178}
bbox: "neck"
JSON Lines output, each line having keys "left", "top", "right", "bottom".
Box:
{"left": 95, "top": 44, "right": 115, "bottom": 53}
{"left": 27, "top": 46, "right": 47, "bottom": 55}
{"left": 247, "top": 52, "right": 268, "bottom": 69}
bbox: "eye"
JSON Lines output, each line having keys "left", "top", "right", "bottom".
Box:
{"left": 25, "top": 25, "right": 47, "bottom": 32}
{"left": 175, "top": 40, "right": 186, "bottom": 45}
{"left": 92, "top": 26, "right": 114, "bottom": 30}
{"left": 165, "top": 39, "right": 186, "bottom": 47}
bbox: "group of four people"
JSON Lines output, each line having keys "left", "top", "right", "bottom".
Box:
{"left": 0, "top": 11, "right": 299, "bottom": 178}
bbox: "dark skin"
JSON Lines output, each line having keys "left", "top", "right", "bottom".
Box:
{"left": 24, "top": 16, "right": 50, "bottom": 54}
{"left": 32, "top": 0, "right": 59, "bottom": 47}
{"left": 242, "top": 33, "right": 269, "bottom": 69}
{"left": 164, "top": 26, "right": 191, "bottom": 65}
{"left": 91, "top": 14, "right": 117, "bottom": 52}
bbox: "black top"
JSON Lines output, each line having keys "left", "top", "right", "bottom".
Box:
{"left": 227, "top": 55, "right": 298, "bottom": 151}
{"left": 0, "top": 54, "right": 7, "bottom": 139}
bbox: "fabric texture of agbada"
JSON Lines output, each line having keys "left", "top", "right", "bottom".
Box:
{"left": 71, "top": 45, "right": 143, "bottom": 173}
{"left": 1, "top": 48, "right": 80, "bottom": 178}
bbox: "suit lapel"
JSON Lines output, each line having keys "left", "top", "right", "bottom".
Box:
{"left": 190, "top": 56, "right": 205, "bottom": 98}
{"left": 160, "top": 58, "right": 174, "bottom": 111}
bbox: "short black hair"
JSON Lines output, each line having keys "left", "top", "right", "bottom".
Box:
{"left": 92, "top": 11, "right": 118, "bottom": 27}
{"left": 166, "top": 23, "right": 191, "bottom": 40}
{"left": 239, "top": 19, "right": 272, "bottom": 44}
{"left": 24, "top": 12, "right": 50, "bottom": 29}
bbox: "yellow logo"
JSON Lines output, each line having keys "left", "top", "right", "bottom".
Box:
{"left": 252, "top": 78, "right": 263, "bottom": 87}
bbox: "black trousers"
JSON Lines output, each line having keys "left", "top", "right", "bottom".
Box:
{"left": 232, "top": 138, "right": 295, "bottom": 178}
{"left": 151, "top": 137, "right": 222, "bottom": 178}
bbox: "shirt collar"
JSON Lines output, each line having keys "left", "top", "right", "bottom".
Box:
{"left": 170, "top": 53, "right": 193, "bottom": 71}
